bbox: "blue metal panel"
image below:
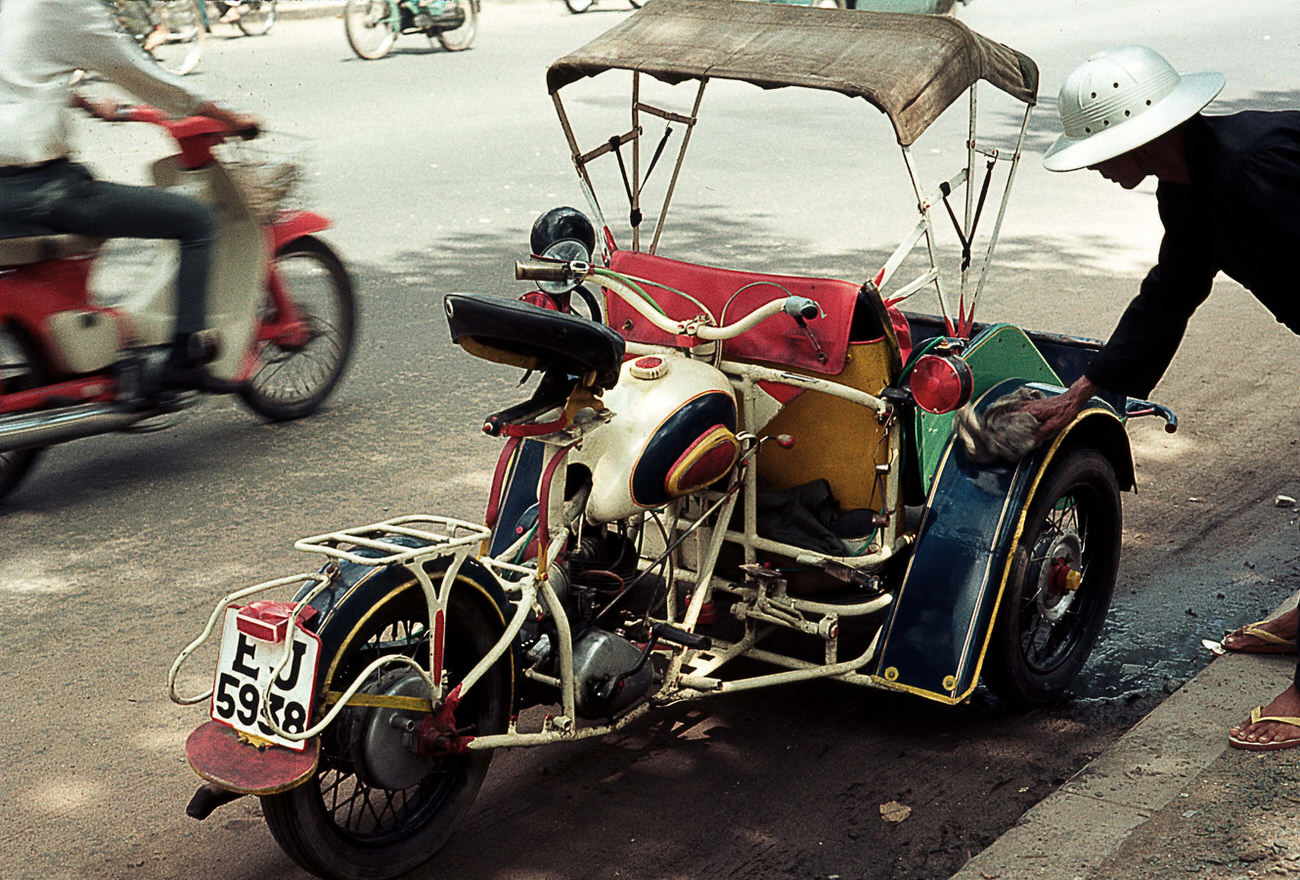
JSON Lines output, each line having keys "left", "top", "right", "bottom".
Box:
{"left": 876, "top": 380, "right": 1128, "bottom": 703}
{"left": 487, "top": 439, "right": 545, "bottom": 559}
{"left": 874, "top": 378, "right": 1042, "bottom": 702}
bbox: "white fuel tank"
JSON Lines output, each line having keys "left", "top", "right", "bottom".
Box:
{"left": 573, "top": 353, "right": 740, "bottom": 524}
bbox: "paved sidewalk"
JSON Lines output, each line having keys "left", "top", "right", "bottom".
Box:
{"left": 952, "top": 598, "right": 1300, "bottom": 880}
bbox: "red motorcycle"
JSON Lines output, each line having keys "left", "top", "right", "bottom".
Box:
{"left": 0, "top": 105, "right": 356, "bottom": 502}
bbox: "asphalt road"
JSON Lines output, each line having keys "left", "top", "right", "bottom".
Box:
{"left": 3, "top": 2, "right": 1300, "bottom": 879}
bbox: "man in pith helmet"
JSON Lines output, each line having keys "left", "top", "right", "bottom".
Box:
{"left": 1025, "top": 45, "right": 1300, "bottom": 751}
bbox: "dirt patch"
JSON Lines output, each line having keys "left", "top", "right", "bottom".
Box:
{"left": 1090, "top": 752, "right": 1300, "bottom": 880}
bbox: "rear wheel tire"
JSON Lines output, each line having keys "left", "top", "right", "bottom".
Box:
{"left": 0, "top": 326, "right": 45, "bottom": 503}
{"left": 435, "top": 0, "right": 476, "bottom": 51}
{"left": 564, "top": 0, "right": 593, "bottom": 13}
{"left": 236, "top": 0, "right": 277, "bottom": 35}
{"left": 344, "top": 0, "right": 397, "bottom": 60}
{"left": 261, "top": 583, "right": 510, "bottom": 880}
{"left": 238, "top": 237, "right": 356, "bottom": 422}
{"left": 982, "top": 449, "right": 1121, "bottom": 705}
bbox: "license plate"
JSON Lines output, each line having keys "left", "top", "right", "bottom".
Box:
{"left": 210, "top": 606, "right": 321, "bottom": 751}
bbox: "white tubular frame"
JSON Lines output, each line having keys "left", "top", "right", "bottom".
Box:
{"left": 552, "top": 78, "right": 1032, "bottom": 337}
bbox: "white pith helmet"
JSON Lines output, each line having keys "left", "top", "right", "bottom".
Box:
{"left": 1043, "top": 45, "right": 1224, "bottom": 172}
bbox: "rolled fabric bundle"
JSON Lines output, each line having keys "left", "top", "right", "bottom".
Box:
{"left": 954, "top": 386, "right": 1044, "bottom": 465}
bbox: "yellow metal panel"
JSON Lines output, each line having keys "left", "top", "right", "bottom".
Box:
{"left": 756, "top": 342, "right": 894, "bottom": 511}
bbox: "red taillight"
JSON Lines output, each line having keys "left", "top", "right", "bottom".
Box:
{"left": 909, "top": 353, "right": 973, "bottom": 414}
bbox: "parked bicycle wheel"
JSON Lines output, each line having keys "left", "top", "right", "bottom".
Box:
{"left": 344, "top": 0, "right": 397, "bottom": 60}
{"left": 150, "top": 0, "right": 205, "bottom": 76}
{"left": 435, "top": 0, "right": 476, "bottom": 51}
{"left": 237, "top": 0, "right": 277, "bottom": 35}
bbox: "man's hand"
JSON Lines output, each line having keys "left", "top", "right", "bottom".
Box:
{"left": 1020, "top": 376, "right": 1099, "bottom": 441}
{"left": 71, "top": 93, "right": 122, "bottom": 121}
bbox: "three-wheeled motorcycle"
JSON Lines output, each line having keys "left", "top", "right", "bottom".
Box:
{"left": 169, "top": 2, "right": 1176, "bottom": 877}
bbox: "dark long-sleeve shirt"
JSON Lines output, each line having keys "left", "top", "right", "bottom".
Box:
{"left": 1085, "top": 111, "right": 1300, "bottom": 398}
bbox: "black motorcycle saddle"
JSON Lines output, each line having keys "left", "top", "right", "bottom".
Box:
{"left": 444, "top": 293, "right": 626, "bottom": 390}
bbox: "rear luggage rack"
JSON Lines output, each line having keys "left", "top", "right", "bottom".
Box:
{"left": 294, "top": 515, "right": 491, "bottom": 567}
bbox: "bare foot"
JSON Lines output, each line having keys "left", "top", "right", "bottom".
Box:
{"left": 1223, "top": 606, "right": 1298, "bottom": 653}
{"left": 1229, "top": 684, "right": 1300, "bottom": 749}
{"left": 142, "top": 24, "right": 169, "bottom": 53}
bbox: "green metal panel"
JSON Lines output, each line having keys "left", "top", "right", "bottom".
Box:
{"left": 914, "top": 324, "right": 1061, "bottom": 495}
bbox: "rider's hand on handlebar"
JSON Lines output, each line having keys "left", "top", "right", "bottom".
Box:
{"left": 71, "top": 94, "right": 125, "bottom": 122}
{"left": 198, "top": 101, "right": 261, "bottom": 140}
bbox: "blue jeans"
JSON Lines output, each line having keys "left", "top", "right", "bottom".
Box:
{"left": 0, "top": 159, "right": 216, "bottom": 339}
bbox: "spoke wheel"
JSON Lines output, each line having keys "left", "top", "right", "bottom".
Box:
{"left": 150, "top": 0, "right": 205, "bottom": 76}
{"left": 982, "top": 449, "right": 1121, "bottom": 705}
{"left": 236, "top": 0, "right": 277, "bottom": 35}
{"left": 261, "top": 582, "right": 510, "bottom": 880}
{"left": 435, "top": 0, "right": 477, "bottom": 51}
{"left": 238, "top": 237, "right": 356, "bottom": 421}
{"left": 564, "top": 0, "right": 593, "bottom": 13}
{"left": 344, "top": 0, "right": 397, "bottom": 60}
{"left": 0, "top": 326, "right": 46, "bottom": 503}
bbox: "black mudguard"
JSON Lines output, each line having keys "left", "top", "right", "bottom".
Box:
{"left": 871, "top": 379, "right": 1133, "bottom": 704}
{"left": 292, "top": 540, "right": 518, "bottom": 711}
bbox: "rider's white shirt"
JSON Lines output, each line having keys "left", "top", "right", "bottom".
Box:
{"left": 0, "top": 0, "right": 209, "bottom": 167}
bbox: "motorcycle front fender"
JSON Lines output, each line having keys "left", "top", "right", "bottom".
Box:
{"left": 268, "top": 210, "right": 332, "bottom": 252}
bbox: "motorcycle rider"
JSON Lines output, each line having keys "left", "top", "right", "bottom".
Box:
{"left": 1028, "top": 46, "right": 1300, "bottom": 751}
{"left": 0, "top": 0, "right": 259, "bottom": 391}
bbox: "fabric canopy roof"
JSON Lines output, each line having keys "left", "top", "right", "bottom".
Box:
{"left": 547, "top": 0, "right": 1038, "bottom": 146}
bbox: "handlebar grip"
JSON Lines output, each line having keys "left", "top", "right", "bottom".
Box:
{"left": 1124, "top": 398, "right": 1179, "bottom": 434}
{"left": 515, "top": 260, "right": 588, "bottom": 282}
{"left": 783, "top": 296, "right": 820, "bottom": 321}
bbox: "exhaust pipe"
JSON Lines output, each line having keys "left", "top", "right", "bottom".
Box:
{"left": 0, "top": 401, "right": 155, "bottom": 454}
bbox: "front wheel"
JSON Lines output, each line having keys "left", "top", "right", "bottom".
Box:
{"left": 982, "top": 449, "right": 1121, "bottom": 706}
{"left": 344, "top": 0, "right": 397, "bottom": 60}
{"left": 236, "top": 0, "right": 277, "bottom": 35}
{"left": 150, "top": 0, "right": 205, "bottom": 76}
{"left": 238, "top": 237, "right": 356, "bottom": 421}
{"left": 435, "top": 0, "right": 477, "bottom": 51}
{"left": 564, "top": 0, "right": 593, "bottom": 13}
{"left": 261, "top": 582, "right": 511, "bottom": 880}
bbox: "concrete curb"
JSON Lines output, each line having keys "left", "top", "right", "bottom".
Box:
{"left": 951, "top": 597, "right": 1297, "bottom": 880}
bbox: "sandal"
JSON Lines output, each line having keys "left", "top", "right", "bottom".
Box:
{"left": 1222, "top": 620, "right": 1297, "bottom": 655}
{"left": 1229, "top": 706, "right": 1300, "bottom": 752}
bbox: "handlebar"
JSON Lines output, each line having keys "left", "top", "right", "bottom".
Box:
{"left": 515, "top": 259, "right": 821, "bottom": 343}
{"left": 1124, "top": 398, "right": 1178, "bottom": 433}
{"left": 116, "top": 104, "right": 258, "bottom": 139}
{"left": 102, "top": 104, "right": 260, "bottom": 169}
